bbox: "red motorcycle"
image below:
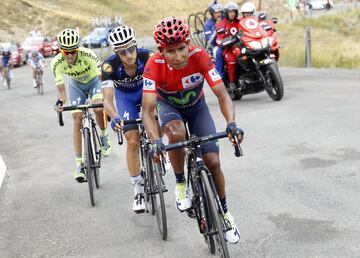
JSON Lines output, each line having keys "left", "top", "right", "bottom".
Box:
{"left": 221, "top": 16, "right": 284, "bottom": 101}
{"left": 258, "top": 13, "right": 280, "bottom": 61}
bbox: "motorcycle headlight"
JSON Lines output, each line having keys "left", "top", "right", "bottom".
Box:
{"left": 248, "top": 41, "right": 262, "bottom": 50}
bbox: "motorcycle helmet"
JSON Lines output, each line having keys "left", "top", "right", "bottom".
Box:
{"left": 240, "top": 2, "right": 256, "bottom": 16}
{"left": 224, "top": 2, "right": 239, "bottom": 19}
{"left": 208, "top": 3, "right": 224, "bottom": 15}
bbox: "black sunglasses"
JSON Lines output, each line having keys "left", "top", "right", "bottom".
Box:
{"left": 115, "top": 45, "right": 137, "bottom": 56}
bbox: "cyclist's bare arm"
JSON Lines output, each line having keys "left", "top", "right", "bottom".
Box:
{"left": 142, "top": 92, "right": 160, "bottom": 141}
{"left": 102, "top": 87, "right": 118, "bottom": 119}
{"left": 57, "top": 83, "right": 67, "bottom": 103}
{"left": 211, "top": 82, "right": 235, "bottom": 123}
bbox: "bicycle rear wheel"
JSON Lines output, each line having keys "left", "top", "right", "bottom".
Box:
{"left": 153, "top": 162, "right": 167, "bottom": 240}
{"left": 6, "top": 69, "right": 10, "bottom": 89}
{"left": 201, "top": 169, "right": 229, "bottom": 258}
{"left": 84, "top": 129, "right": 95, "bottom": 206}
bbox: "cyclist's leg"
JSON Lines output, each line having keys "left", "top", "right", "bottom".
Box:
{"left": 115, "top": 88, "right": 145, "bottom": 212}
{"left": 31, "top": 65, "right": 37, "bottom": 87}
{"left": 157, "top": 99, "right": 186, "bottom": 174}
{"left": 115, "top": 88, "right": 141, "bottom": 177}
{"left": 89, "top": 76, "right": 111, "bottom": 156}
{"left": 157, "top": 99, "right": 191, "bottom": 211}
{"left": 89, "top": 76, "right": 106, "bottom": 130}
{"left": 185, "top": 100, "right": 240, "bottom": 243}
{"left": 69, "top": 79, "right": 87, "bottom": 182}
{"left": 185, "top": 99, "right": 224, "bottom": 197}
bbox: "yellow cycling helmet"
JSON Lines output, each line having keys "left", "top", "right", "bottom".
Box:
{"left": 57, "top": 29, "right": 80, "bottom": 50}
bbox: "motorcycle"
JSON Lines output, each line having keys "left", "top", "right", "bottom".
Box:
{"left": 258, "top": 13, "right": 280, "bottom": 61}
{"left": 221, "top": 16, "right": 284, "bottom": 101}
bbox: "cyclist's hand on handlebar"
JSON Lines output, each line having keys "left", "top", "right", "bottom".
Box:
{"left": 150, "top": 139, "right": 166, "bottom": 163}
{"left": 226, "top": 122, "right": 244, "bottom": 145}
{"left": 54, "top": 99, "right": 63, "bottom": 113}
{"left": 111, "top": 115, "right": 123, "bottom": 132}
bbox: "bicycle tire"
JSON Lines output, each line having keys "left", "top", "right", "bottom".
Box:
{"left": 146, "top": 150, "right": 156, "bottom": 216}
{"left": 92, "top": 126, "right": 101, "bottom": 189}
{"left": 6, "top": 69, "right": 10, "bottom": 90}
{"left": 84, "top": 129, "right": 95, "bottom": 206}
{"left": 198, "top": 178, "right": 216, "bottom": 254}
{"left": 154, "top": 162, "right": 167, "bottom": 240}
{"left": 187, "top": 155, "right": 215, "bottom": 254}
{"left": 201, "top": 169, "right": 229, "bottom": 258}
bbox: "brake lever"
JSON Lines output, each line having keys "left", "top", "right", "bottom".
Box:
{"left": 56, "top": 99, "right": 64, "bottom": 127}
{"left": 232, "top": 132, "right": 243, "bottom": 157}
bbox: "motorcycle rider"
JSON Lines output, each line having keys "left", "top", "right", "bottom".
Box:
{"left": 240, "top": 2, "right": 256, "bottom": 19}
{"left": 204, "top": 3, "right": 225, "bottom": 79}
{"left": 216, "top": 2, "right": 241, "bottom": 91}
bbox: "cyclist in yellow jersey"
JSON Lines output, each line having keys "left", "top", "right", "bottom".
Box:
{"left": 52, "top": 29, "right": 111, "bottom": 183}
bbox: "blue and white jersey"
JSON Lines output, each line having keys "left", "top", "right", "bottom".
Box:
{"left": 204, "top": 19, "right": 217, "bottom": 47}
{"left": 101, "top": 48, "right": 150, "bottom": 92}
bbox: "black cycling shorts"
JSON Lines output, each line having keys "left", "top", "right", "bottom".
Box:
{"left": 156, "top": 97, "right": 219, "bottom": 154}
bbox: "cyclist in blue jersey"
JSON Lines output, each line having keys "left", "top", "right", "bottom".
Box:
{"left": 101, "top": 25, "right": 156, "bottom": 213}
{"left": 204, "top": 3, "right": 225, "bottom": 79}
{"left": 0, "top": 47, "right": 14, "bottom": 85}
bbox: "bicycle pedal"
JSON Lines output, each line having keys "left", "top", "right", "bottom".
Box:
{"left": 186, "top": 208, "right": 196, "bottom": 218}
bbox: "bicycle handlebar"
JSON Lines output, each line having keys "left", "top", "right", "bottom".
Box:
{"left": 61, "top": 103, "right": 104, "bottom": 111}
{"left": 165, "top": 130, "right": 243, "bottom": 157}
{"left": 57, "top": 103, "right": 104, "bottom": 126}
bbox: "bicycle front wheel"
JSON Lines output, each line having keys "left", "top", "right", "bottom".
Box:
{"left": 84, "top": 129, "right": 95, "bottom": 206}
{"left": 201, "top": 169, "right": 229, "bottom": 258}
{"left": 92, "top": 126, "right": 101, "bottom": 189}
{"left": 153, "top": 162, "right": 167, "bottom": 240}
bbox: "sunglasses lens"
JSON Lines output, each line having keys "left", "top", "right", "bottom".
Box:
{"left": 62, "top": 49, "right": 78, "bottom": 55}
{"left": 117, "top": 45, "right": 136, "bottom": 55}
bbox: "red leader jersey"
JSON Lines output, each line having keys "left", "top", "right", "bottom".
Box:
{"left": 142, "top": 46, "right": 222, "bottom": 108}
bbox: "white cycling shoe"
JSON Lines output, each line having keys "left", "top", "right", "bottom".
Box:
{"left": 175, "top": 183, "right": 192, "bottom": 211}
{"left": 224, "top": 212, "right": 240, "bottom": 244}
{"left": 132, "top": 193, "right": 146, "bottom": 214}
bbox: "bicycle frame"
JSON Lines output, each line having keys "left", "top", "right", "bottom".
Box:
{"left": 81, "top": 108, "right": 101, "bottom": 170}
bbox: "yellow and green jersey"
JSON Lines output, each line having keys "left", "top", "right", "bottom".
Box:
{"left": 51, "top": 47, "right": 101, "bottom": 85}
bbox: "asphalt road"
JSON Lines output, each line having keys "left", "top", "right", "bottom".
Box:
{"left": 0, "top": 63, "right": 359, "bottom": 258}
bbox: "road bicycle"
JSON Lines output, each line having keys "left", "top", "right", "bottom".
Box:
{"left": 165, "top": 126, "right": 242, "bottom": 258}
{"left": 34, "top": 64, "right": 43, "bottom": 95}
{"left": 58, "top": 102, "right": 103, "bottom": 206}
{"left": 3, "top": 66, "right": 11, "bottom": 89}
{"left": 117, "top": 117, "right": 168, "bottom": 240}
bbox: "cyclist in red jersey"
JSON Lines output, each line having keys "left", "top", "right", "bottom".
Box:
{"left": 142, "top": 17, "right": 242, "bottom": 244}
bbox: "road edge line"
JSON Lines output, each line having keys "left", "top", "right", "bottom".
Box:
{"left": 0, "top": 155, "right": 8, "bottom": 190}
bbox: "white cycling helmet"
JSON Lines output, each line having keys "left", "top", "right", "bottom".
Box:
{"left": 57, "top": 29, "right": 80, "bottom": 50}
{"left": 241, "top": 2, "right": 256, "bottom": 14}
{"left": 108, "top": 25, "right": 136, "bottom": 49}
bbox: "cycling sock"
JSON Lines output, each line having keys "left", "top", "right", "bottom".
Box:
{"left": 131, "top": 173, "right": 144, "bottom": 195}
{"left": 75, "top": 156, "right": 82, "bottom": 172}
{"left": 175, "top": 172, "right": 185, "bottom": 184}
{"left": 33, "top": 79, "right": 36, "bottom": 86}
{"left": 101, "top": 128, "right": 108, "bottom": 137}
{"left": 220, "top": 196, "right": 228, "bottom": 214}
